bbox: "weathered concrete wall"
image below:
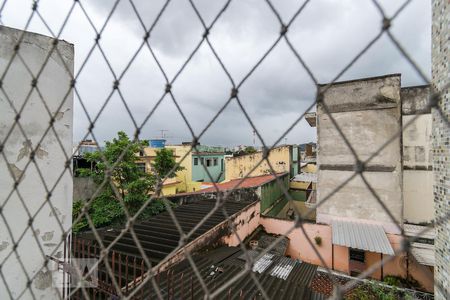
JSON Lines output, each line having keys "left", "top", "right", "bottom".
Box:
{"left": 432, "top": 0, "right": 450, "bottom": 298}
{"left": 402, "top": 86, "right": 434, "bottom": 224}
{"left": 73, "top": 177, "right": 98, "bottom": 201}
{"left": 403, "top": 170, "right": 434, "bottom": 224}
{"left": 260, "top": 216, "right": 332, "bottom": 268}
{"left": 0, "top": 26, "right": 73, "bottom": 298}
{"left": 225, "top": 145, "right": 291, "bottom": 181}
{"left": 316, "top": 75, "right": 402, "bottom": 231}
{"left": 165, "top": 187, "right": 260, "bottom": 206}
{"left": 222, "top": 202, "right": 260, "bottom": 246}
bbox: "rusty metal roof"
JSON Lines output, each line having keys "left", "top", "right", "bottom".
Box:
{"left": 140, "top": 247, "right": 325, "bottom": 299}
{"left": 102, "top": 199, "right": 255, "bottom": 264}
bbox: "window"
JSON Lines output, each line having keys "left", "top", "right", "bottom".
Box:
{"left": 221, "top": 159, "right": 224, "bottom": 171}
{"left": 200, "top": 158, "right": 204, "bottom": 165}
{"left": 194, "top": 157, "right": 198, "bottom": 165}
{"left": 139, "top": 150, "right": 144, "bottom": 156}
{"left": 213, "top": 158, "right": 218, "bottom": 166}
{"left": 206, "top": 159, "right": 211, "bottom": 167}
{"left": 136, "top": 162, "right": 146, "bottom": 173}
{"left": 349, "top": 248, "right": 365, "bottom": 263}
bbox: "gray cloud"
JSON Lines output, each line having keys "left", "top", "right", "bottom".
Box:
{"left": 1, "top": 0, "right": 431, "bottom": 147}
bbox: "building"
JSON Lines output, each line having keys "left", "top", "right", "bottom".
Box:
{"left": 304, "top": 73, "right": 434, "bottom": 290}
{"left": 0, "top": 26, "right": 74, "bottom": 299}
{"left": 137, "top": 143, "right": 227, "bottom": 195}
{"left": 224, "top": 145, "right": 300, "bottom": 181}
{"left": 191, "top": 145, "right": 226, "bottom": 182}
{"left": 137, "top": 142, "right": 193, "bottom": 195}
{"left": 431, "top": 1, "right": 449, "bottom": 298}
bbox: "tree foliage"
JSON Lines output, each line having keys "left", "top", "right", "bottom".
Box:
{"left": 152, "top": 148, "right": 185, "bottom": 179}
{"left": 73, "top": 131, "right": 170, "bottom": 232}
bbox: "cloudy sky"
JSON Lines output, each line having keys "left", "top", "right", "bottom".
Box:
{"left": 1, "top": 0, "right": 431, "bottom": 148}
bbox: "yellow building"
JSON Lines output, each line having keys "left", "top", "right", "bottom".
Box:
{"left": 137, "top": 144, "right": 201, "bottom": 196}
{"left": 224, "top": 145, "right": 300, "bottom": 181}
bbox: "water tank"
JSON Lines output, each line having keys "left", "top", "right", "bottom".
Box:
{"left": 150, "top": 139, "right": 166, "bottom": 148}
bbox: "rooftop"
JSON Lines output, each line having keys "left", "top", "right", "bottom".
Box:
{"left": 139, "top": 246, "right": 325, "bottom": 299}
{"left": 200, "top": 173, "right": 287, "bottom": 193}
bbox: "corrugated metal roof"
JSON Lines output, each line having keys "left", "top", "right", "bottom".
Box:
{"left": 332, "top": 220, "right": 395, "bottom": 255}
{"left": 252, "top": 253, "right": 275, "bottom": 273}
{"left": 269, "top": 257, "right": 297, "bottom": 280}
{"left": 411, "top": 243, "right": 434, "bottom": 266}
{"left": 292, "top": 172, "right": 317, "bottom": 183}
{"left": 137, "top": 247, "right": 325, "bottom": 299}
{"left": 404, "top": 224, "right": 435, "bottom": 239}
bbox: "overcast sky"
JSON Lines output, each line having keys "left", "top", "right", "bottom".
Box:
{"left": 1, "top": 0, "right": 431, "bottom": 148}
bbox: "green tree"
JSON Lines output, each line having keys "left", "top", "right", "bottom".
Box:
{"left": 152, "top": 148, "right": 185, "bottom": 179}
{"left": 244, "top": 146, "right": 257, "bottom": 154}
{"left": 73, "top": 131, "right": 166, "bottom": 232}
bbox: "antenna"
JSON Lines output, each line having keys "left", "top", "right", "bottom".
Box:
{"left": 158, "top": 129, "right": 169, "bottom": 138}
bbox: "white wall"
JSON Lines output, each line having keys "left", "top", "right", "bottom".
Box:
{"left": 0, "top": 26, "right": 73, "bottom": 299}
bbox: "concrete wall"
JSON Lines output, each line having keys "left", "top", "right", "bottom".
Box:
{"left": 260, "top": 216, "right": 333, "bottom": 268}
{"left": 0, "top": 26, "right": 73, "bottom": 298}
{"left": 165, "top": 187, "right": 260, "bottom": 206}
{"left": 432, "top": 0, "right": 450, "bottom": 298}
{"left": 316, "top": 74, "right": 402, "bottom": 232}
{"left": 225, "top": 145, "right": 292, "bottom": 181}
{"left": 73, "top": 177, "right": 98, "bottom": 202}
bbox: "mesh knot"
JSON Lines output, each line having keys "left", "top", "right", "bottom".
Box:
{"left": 13, "top": 44, "right": 20, "bottom": 52}
{"left": 49, "top": 117, "right": 55, "bottom": 126}
{"left": 382, "top": 17, "right": 391, "bottom": 30}
{"left": 0, "top": 144, "right": 3, "bottom": 153}
{"left": 65, "top": 159, "right": 71, "bottom": 169}
{"left": 280, "top": 24, "right": 288, "bottom": 36}
{"left": 29, "top": 150, "right": 35, "bottom": 160}
{"left": 165, "top": 83, "right": 171, "bottom": 93}
{"left": 143, "top": 32, "right": 150, "bottom": 41}
{"left": 429, "top": 92, "right": 440, "bottom": 108}
{"left": 134, "top": 128, "right": 141, "bottom": 139}
{"left": 316, "top": 92, "right": 324, "bottom": 103}
{"left": 70, "top": 79, "right": 76, "bottom": 88}
{"left": 31, "top": 78, "right": 38, "bottom": 87}
{"left": 262, "top": 147, "right": 269, "bottom": 159}
{"left": 52, "top": 38, "right": 59, "bottom": 46}
{"left": 47, "top": 192, "right": 52, "bottom": 199}
{"left": 31, "top": 2, "right": 38, "bottom": 11}
{"left": 401, "top": 238, "right": 411, "bottom": 252}
{"left": 231, "top": 87, "right": 238, "bottom": 98}
{"left": 113, "top": 80, "right": 119, "bottom": 89}
{"left": 88, "top": 122, "right": 95, "bottom": 132}
{"left": 14, "top": 114, "right": 21, "bottom": 122}
{"left": 202, "top": 29, "right": 209, "bottom": 38}
{"left": 28, "top": 218, "right": 34, "bottom": 226}
{"left": 354, "top": 160, "right": 365, "bottom": 173}
{"left": 95, "top": 34, "right": 101, "bottom": 43}
{"left": 0, "top": 79, "right": 3, "bottom": 88}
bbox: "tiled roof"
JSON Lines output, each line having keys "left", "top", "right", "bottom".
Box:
{"left": 200, "top": 173, "right": 287, "bottom": 193}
